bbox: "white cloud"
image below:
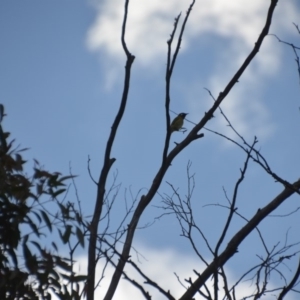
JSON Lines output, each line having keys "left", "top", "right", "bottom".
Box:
{"left": 60, "top": 243, "right": 295, "bottom": 299}
{"left": 86, "top": 0, "right": 299, "bottom": 139}
{"left": 75, "top": 246, "right": 202, "bottom": 299}
{"left": 86, "top": 0, "right": 187, "bottom": 66}
{"left": 86, "top": 0, "right": 296, "bottom": 67}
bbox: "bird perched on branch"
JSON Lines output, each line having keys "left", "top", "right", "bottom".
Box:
{"left": 170, "top": 113, "right": 188, "bottom": 132}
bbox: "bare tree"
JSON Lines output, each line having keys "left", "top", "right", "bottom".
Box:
{"left": 85, "top": 0, "right": 300, "bottom": 299}
{"left": 2, "top": 0, "right": 299, "bottom": 299}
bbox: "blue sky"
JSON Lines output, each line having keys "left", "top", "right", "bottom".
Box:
{"left": 1, "top": 0, "right": 300, "bottom": 299}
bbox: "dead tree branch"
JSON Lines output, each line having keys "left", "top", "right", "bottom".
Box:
{"left": 86, "top": 0, "right": 135, "bottom": 299}
{"left": 103, "top": 0, "right": 279, "bottom": 299}
{"left": 179, "top": 178, "right": 300, "bottom": 300}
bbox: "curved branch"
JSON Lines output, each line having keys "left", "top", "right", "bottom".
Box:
{"left": 278, "top": 257, "right": 300, "bottom": 300}
{"left": 86, "top": 0, "right": 135, "bottom": 299}
{"left": 189, "top": 0, "right": 279, "bottom": 135}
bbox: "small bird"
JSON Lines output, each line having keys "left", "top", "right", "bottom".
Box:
{"left": 170, "top": 113, "right": 188, "bottom": 132}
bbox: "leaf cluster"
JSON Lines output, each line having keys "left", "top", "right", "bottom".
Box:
{"left": 0, "top": 113, "right": 86, "bottom": 300}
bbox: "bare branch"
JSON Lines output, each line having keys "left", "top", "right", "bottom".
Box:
{"left": 129, "top": 259, "right": 176, "bottom": 300}
{"left": 278, "top": 257, "right": 300, "bottom": 300}
{"left": 215, "top": 139, "right": 255, "bottom": 255}
{"left": 271, "top": 32, "right": 300, "bottom": 85}
{"left": 179, "top": 178, "right": 300, "bottom": 300}
{"left": 216, "top": 103, "right": 300, "bottom": 195}
{"left": 87, "top": 0, "right": 135, "bottom": 299}
{"left": 188, "top": 0, "right": 279, "bottom": 137}
{"left": 159, "top": 165, "right": 213, "bottom": 261}
{"left": 103, "top": 250, "right": 152, "bottom": 300}
{"left": 164, "top": 0, "right": 196, "bottom": 161}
